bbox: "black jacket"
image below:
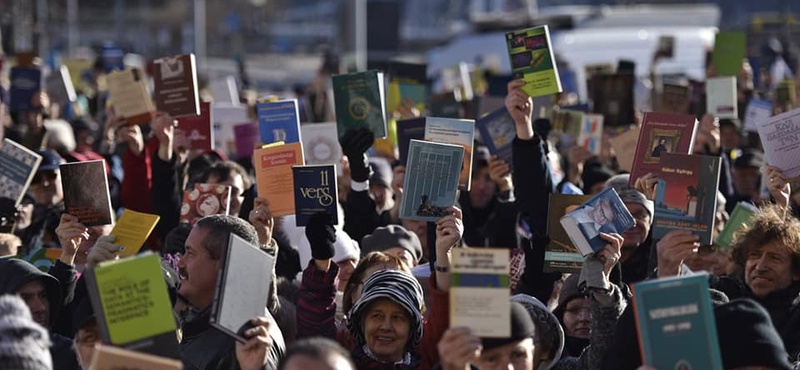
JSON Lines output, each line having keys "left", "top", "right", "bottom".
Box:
{"left": 343, "top": 188, "right": 392, "bottom": 245}
{"left": 458, "top": 190, "right": 519, "bottom": 249}
{"left": 0, "top": 258, "right": 80, "bottom": 370}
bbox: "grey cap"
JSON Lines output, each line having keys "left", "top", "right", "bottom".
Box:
{"left": 605, "top": 174, "right": 654, "bottom": 222}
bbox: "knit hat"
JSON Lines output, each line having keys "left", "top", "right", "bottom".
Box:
{"left": 332, "top": 232, "right": 360, "bottom": 264}
{"left": 368, "top": 157, "right": 392, "bottom": 188}
{"left": 361, "top": 225, "right": 423, "bottom": 263}
{"left": 0, "top": 295, "right": 53, "bottom": 370}
{"left": 715, "top": 299, "right": 792, "bottom": 370}
{"left": 35, "top": 150, "right": 62, "bottom": 171}
{"left": 553, "top": 274, "right": 586, "bottom": 321}
{"left": 347, "top": 270, "right": 424, "bottom": 349}
{"left": 604, "top": 174, "right": 654, "bottom": 221}
{"left": 481, "top": 301, "right": 537, "bottom": 350}
{"left": 511, "top": 294, "right": 565, "bottom": 368}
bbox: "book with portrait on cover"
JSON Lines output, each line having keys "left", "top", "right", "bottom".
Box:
{"left": 629, "top": 112, "right": 698, "bottom": 184}
{"left": 560, "top": 188, "right": 635, "bottom": 256}
{"left": 399, "top": 140, "right": 464, "bottom": 222}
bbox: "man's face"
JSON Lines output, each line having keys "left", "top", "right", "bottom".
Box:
{"left": 562, "top": 297, "right": 591, "bottom": 339}
{"left": 30, "top": 170, "right": 64, "bottom": 207}
{"left": 622, "top": 203, "right": 651, "bottom": 250}
{"left": 474, "top": 338, "right": 535, "bottom": 370}
{"left": 745, "top": 241, "right": 800, "bottom": 299}
{"left": 363, "top": 298, "right": 411, "bottom": 362}
{"left": 383, "top": 247, "right": 416, "bottom": 267}
{"left": 369, "top": 184, "right": 393, "bottom": 212}
{"left": 74, "top": 321, "right": 100, "bottom": 369}
{"left": 16, "top": 279, "right": 50, "bottom": 328}
{"left": 732, "top": 167, "right": 760, "bottom": 199}
{"left": 469, "top": 166, "right": 496, "bottom": 209}
{"left": 207, "top": 173, "right": 245, "bottom": 217}
{"left": 719, "top": 125, "right": 740, "bottom": 149}
{"left": 177, "top": 226, "right": 221, "bottom": 309}
{"left": 281, "top": 353, "right": 354, "bottom": 370}
{"left": 590, "top": 200, "right": 614, "bottom": 225}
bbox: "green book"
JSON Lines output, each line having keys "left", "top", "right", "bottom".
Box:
{"left": 633, "top": 273, "right": 723, "bottom": 370}
{"left": 505, "top": 25, "right": 562, "bottom": 98}
{"left": 332, "top": 70, "right": 387, "bottom": 139}
{"left": 712, "top": 32, "right": 745, "bottom": 77}
{"left": 85, "top": 252, "right": 180, "bottom": 359}
{"left": 715, "top": 202, "right": 758, "bottom": 250}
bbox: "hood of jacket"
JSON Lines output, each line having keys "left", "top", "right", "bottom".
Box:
{"left": 0, "top": 258, "right": 62, "bottom": 328}
{"left": 511, "top": 294, "right": 565, "bottom": 370}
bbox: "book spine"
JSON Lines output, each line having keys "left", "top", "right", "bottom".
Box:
{"left": 209, "top": 240, "right": 232, "bottom": 326}
{"left": 631, "top": 286, "right": 649, "bottom": 365}
{"left": 85, "top": 268, "right": 113, "bottom": 344}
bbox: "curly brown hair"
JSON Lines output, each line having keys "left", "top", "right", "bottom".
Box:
{"left": 730, "top": 204, "right": 800, "bottom": 272}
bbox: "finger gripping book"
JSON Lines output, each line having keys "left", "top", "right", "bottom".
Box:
{"left": 559, "top": 188, "right": 635, "bottom": 255}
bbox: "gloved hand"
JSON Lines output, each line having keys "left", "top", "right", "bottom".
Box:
{"left": 87, "top": 235, "right": 121, "bottom": 268}
{"left": 305, "top": 212, "right": 336, "bottom": 260}
{"left": 578, "top": 252, "right": 611, "bottom": 293}
{"left": 339, "top": 128, "right": 374, "bottom": 182}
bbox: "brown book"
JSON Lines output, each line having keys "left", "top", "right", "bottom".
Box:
{"left": 60, "top": 160, "right": 113, "bottom": 226}
{"left": 152, "top": 53, "right": 200, "bottom": 118}
{"left": 629, "top": 112, "right": 698, "bottom": 184}
{"left": 88, "top": 344, "right": 182, "bottom": 370}
{"left": 660, "top": 83, "right": 690, "bottom": 114}
{"left": 545, "top": 194, "right": 593, "bottom": 273}
{"left": 591, "top": 73, "right": 635, "bottom": 127}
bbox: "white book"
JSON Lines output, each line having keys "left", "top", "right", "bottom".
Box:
{"left": 706, "top": 77, "right": 737, "bottom": 119}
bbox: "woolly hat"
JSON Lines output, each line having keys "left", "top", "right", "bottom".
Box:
{"left": 604, "top": 174, "right": 654, "bottom": 221}
{"left": 511, "top": 294, "right": 565, "bottom": 369}
{"left": 361, "top": 225, "right": 423, "bottom": 263}
{"left": 0, "top": 295, "right": 52, "bottom": 370}
{"left": 553, "top": 274, "right": 586, "bottom": 321}
{"left": 347, "top": 270, "right": 424, "bottom": 349}
{"left": 368, "top": 157, "right": 393, "bottom": 188}
{"left": 481, "top": 301, "right": 537, "bottom": 350}
{"left": 715, "top": 299, "right": 792, "bottom": 370}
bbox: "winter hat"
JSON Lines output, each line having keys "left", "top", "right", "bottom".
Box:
{"left": 715, "top": 298, "right": 792, "bottom": 370}
{"left": 481, "top": 301, "right": 537, "bottom": 350}
{"left": 553, "top": 274, "right": 586, "bottom": 321}
{"left": 733, "top": 149, "right": 765, "bottom": 169}
{"left": 604, "top": 174, "right": 655, "bottom": 222}
{"left": 347, "top": 270, "right": 424, "bottom": 349}
{"left": 332, "top": 232, "right": 360, "bottom": 264}
{"left": 368, "top": 157, "right": 393, "bottom": 188}
{"left": 511, "top": 294, "right": 565, "bottom": 369}
{"left": 0, "top": 295, "right": 52, "bottom": 370}
{"left": 361, "top": 225, "right": 423, "bottom": 263}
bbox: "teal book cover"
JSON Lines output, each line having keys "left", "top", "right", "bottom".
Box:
{"left": 257, "top": 99, "right": 301, "bottom": 144}
{"left": 400, "top": 140, "right": 464, "bottom": 222}
{"left": 505, "top": 25, "right": 562, "bottom": 98}
{"left": 653, "top": 153, "right": 721, "bottom": 245}
{"left": 476, "top": 107, "right": 515, "bottom": 168}
{"left": 633, "top": 273, "right": 723, "bottom": 370}
{"left": 292, "top": 164, "right": 338, "bottom": 227}
{"left": 332, "top": 70, "right": 387, "bottom": 139}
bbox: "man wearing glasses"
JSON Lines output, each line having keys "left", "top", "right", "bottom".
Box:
{"left": 21, "top": 150, "right": 65, "bottom": 249}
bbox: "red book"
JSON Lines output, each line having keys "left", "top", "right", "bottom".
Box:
{"left": 175, "top": 101, "right": 213, "bottom": 152}
{"left": 629, "top": 112, "right": 698, "bottom": 184}
{"left": 152, "top": 53, "right": 200, "bottom": 118}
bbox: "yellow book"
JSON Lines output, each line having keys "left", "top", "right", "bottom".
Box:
{"left": 110, "top": 210, "right": 160, "bottom": 257}
{"left": 254, "top": 141, "right": 305, "bottom": 217}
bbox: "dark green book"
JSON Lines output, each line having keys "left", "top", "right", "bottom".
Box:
{"left": 712, "top": 32, "right": 745, "bottom": 77}
{"left": 332, "top": 70, "right": 387, "bottom": 139}
{"left": 715, "top": 202, "right": 758, "bottom": 250}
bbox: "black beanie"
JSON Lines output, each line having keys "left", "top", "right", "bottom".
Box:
{"left": 481, "top": 301, "right": 536, "bottom": 350}
{"left": 715, "top": 299, "right": 792, "bottom": 370}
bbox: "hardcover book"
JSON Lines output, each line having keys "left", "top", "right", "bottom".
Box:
{"left": 210, "top": 233, "right": 274, "bottom": 342}
{"left": 88, "top": 344, "right": 182, "bottom": 370}
{"left": 179, "top": 184, "right": 232, "bottom": 226}
{"left": 755, "top": 108, "right": 800, "bottom": 180}
{"left": 175, "top": 101, "right": 214, "bottom": 153}
{"left": 609, "top": 126, "right": 640, "bottom": 172}
{"left": 152, "top": 53, "right": 200, "bottom": 118}
{"left": 300, "top": 122, "right": 342, "bottom": 168}
{"left": 743, "top": 98, "right": 772, "bottom": 133}
{"left": 424, "top": 118, "right": 475, "bottom": 191}
{"left": 60, "top": 160, "right": 113, "bottom": 226}
{"left": 629, "top": 112, "right": 699, "bottom": 184}
{"left": 211, "top": 103, "right": 250, "bottom": 157}
{"left": 110, "top": 210, "right": 160, "bottom": 257}
{"left": 543, "top": 107, "right": 584, "bottom": 138}
{"left": 560, "top": 188, "right": 636, "bottom": 256}
{"left": 505, "top": 25, "right": 562, "bottom": 98}
{"left": 660, "top": 82, "right": 690, "bottom": 114}
{"left": 545, "top": 194, "right": 593, "bottom": 273}
{"left": 652, "top": 153, "right": 721, "bottom": 245}
{"left": 712, "top": 31, "right": 745, "bottom": 77}
{"left": 292, "top": 165, "right": 338, "bottom": 227}
{"left": 632, "top": 273, "right": 723, "bottom": 370}
{"left": 257, "top": 99, "right": 302, "bottom": 145}
{"left": 579, "top": 114, "right": 604, "bottom": 156}
{"left": 254, "top": 142, "right": 305, "bottom": 217}
{"left": 396, "top": 118, "right": 427, "bottom": 166}
{"left": 476, "top": 107, "right": 516, "bottom": 167}
{"left": 332, "top": 70, "right": 387, "bottom": 139}
{"left": 590, "top": 73, "right": 635, "bottom": 127}
{"left": 106, "top": 68, "right": 154, "bottom": 125}
{"left": 706, "top": 77, "right": 737, "bottom": 119}
{"left": 84, "top": 253, "right": 180, "bottom": 359}
{"left": 233, "top": 122, "right": 260, "bottom": 159}
{"left": 9, "top": 67, "right": 42, "bottom": 112}
{"left": 715, "top": 202, "right": 758, "bottom": 250}
{"left": 0, "top": 139, "right": 43, "bottom": 205}
{"left": 45, "top": 65, "right": 77, "bottom": 105}
{"left": 399, "top": 140, "right": 464, "bottom": 222}
{"left": 449, "top": 248, "right": 510, "bottom": 338}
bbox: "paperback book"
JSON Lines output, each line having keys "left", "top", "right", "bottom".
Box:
{"left": 257, "top": 99, "right": 302, "bottom": 145}
{"left": 660, "top": 82, "right": 690, "bottom": 114}
{"left": 399, "top": 140, "right": 464, "bottom": 222}
{"left": 755, "top": 107, "right": 800, "bottom": 180}
{"left": 712, "top": 31, "right": 745, "bottom": 77}
{"left": 300, "top": 122, "right": 342, "bottom": 168}
{"left": 175, "top": 101, "right": 214, "bottom": 153}
{"left": 0, "top": 139, "right": 42, "bottom": 205}
{"left": 88, "top": 344, "right": 182, "bottom": 370}
{"left": 45, "top": 65, "right": 77, "bottom": 105}
{"left": 545, "top": 194, "right": 593, "bottom": 273}
{"left": 579, "top": 114, "right": 604, "bottom": 156}
{"left": 590, "top": 73, "right": 635, "bottom": 127}
{"left": 9, "top": 67, "right": 42, "bottom": 112}
{"left": 505, "top": 25, "right": 562, "bottom": 97}
{"left": 179, "top": 184, "right": 232, "bottom": 225}
{"left": 152, "top": 53, "right": 200, "bottom": 117}
{"left": 543, "top": 107, "right": 584, "bottom": 138}
{"left": 743, "top": 98, "right": 772, "bottom": 133}
{"left": 629, "top": 112, "right": 699, "bottom": 184}
{"left": 332, "top": 70, "right": 387, "bottom": 139}
{"left": 476, "top": 107, "right": 516, "bottom": 167}
{"left": 254, "top": 142, "right": 305, "bottom": 217}
{"left": 560, "top": 188, "right": 636, "bottom": 255}
{"left": 715, "top": 202, "right": 758, "bottom": 250}
{"left": 396, "top": 118, "right": 427, "bottom": 166}
{"left": 652, "top": 153, "right": 721, "bottom": 245}
{"left": 706, "top": 77, "right": 737, "bottom": 119}
{"left": 450, "top": 248, "right": 510, "bottom": 338}
{"left": 423, "top": 118, "right": 475, "bottom": 191}
{"left": 106, "top": 68, "right": 154, "bottom": 125}
{"left": 110, "top": 210, "right": 160, "bottom": 257}
{"left": 292, "top": 165, "right": 338, "bottom": 227}
{"left": 60, "top": 160, "right": 113, "bottom": 226}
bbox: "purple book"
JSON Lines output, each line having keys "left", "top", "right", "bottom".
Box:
{"left": 233, "top": 122, "right": 259, "bottom": 159}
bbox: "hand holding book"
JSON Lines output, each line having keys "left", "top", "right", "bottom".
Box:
{"left": 488, "top": 155, "right": 512, "bottom": 193}
{"left": 596, "top": 232, "right": 624, "bottom": 278}
{"left": 634, "top": 173, "right": 658, "bottom": 201}
{"left": 235, "top": 316, "right": 274, "bottom": 370}
{"left": 86, "top": 235, "right": 122, "bottom": 268}
{"left": 435, "top": 206, "right": 463, "bottom": 292}
{"left": 505, "top": 80, "right": 534, "bottom": 139}
{"left": 437, "top": 327, "right": 481, "bottom": 370}
{"left": 339, "top": 128, "right": 374, "bottom": 182}
{"left": 765, "top": 166, "right": 791, "bottom": 210}
{"left": 152, "top": 112, "right": 177, "bottom": 162}
{"left": 55, "top": 213, "right": 89, "bottom": 265}
{"left": 248, "top": 197, "right": 274, "bottom": 246}
{"left": 655, "top": 230, "right": 700, "bottom": 278}
{"left": 306, "top": 212, "right": 337, "bottom": 267}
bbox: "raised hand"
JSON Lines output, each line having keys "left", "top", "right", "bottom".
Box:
{"left": 505, "top": 80, "right": 534, "bottom": 140}
{"left": 55, "top": 214, "right": 89, "bottom": 265}
{"left": 634, "top": 173, "right": 659, "bottom": 201}
{"left": 488, "top": 156, "right": 512, "bottom": 192}
{"left": 656, "top": 230, "right": 700, "bottom": 278}
{"left": 235, "top": 317, "right": 274, "bottom": 370}
{"left": 339, "top": 128, "right": 374, "bottom": 182}
{"left": 305, "top": 212, "right": 337, "bottom": 270}
{"left": 87, "top": 235, "right": 122, "bottom": 268}
{"left": 766, "top": 166, "right": 791, "bottom": 210}
{"left": 437, "top": 327, "right": 481, "bottom": 370}
{"left": 152, "top": 112, "right": 176, "bottom": 161}
{"left": 248, "top": 198, "right": 274, "bottom": 246}
{"left": 117, "top": 124, "right": 145, "bottom": 155}
{"left": 597, "top": 233, "right": 624, "bottom": 279}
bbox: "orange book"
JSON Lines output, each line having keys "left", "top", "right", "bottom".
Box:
{"left": 254, "top": 141, "right": 304, "bottom": 216}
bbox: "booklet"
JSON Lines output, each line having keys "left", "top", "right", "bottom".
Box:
{"left": 85, "top": 253, "right": 180, "bottom": 359}
{"left": 652, "top": 153, "right": 721, "bottom": 245}
{"left": 560, "top": 188, "right": 635, "bottom": 256}
{"left": 257, "top": 99, "right": 302, "bottom": 145}
{"left": 399, "top": 140, "right": 464, "bottom": 222}
{"left": 60, "top": 160, "right": 113, "bottom": 226}
{"left": 88, "top": 344, "right": 182, "bottom": 370}
{"left": 755, "top": 107, "right": 800, "bottom": 180}
{"left": 106, "top": 68, "right": 155, "bottom": 125}
{"left": 292, "top": 165, "right": 338, "bottom": 227}
{"left": 152, "top": 53, "right": 200, "bottom": 118}
{"left": 210, "top": 233, "right": 275, "bottom": 342}
{"left": 505, "top": 25, "right": 562, "bottom": 98}
{"left": 476, "top": 107, "right": 516, "bottom": 168}
{"left": 300, "top": 122, "right": 342, "bottom": 168}
{"left": 0, "top": 139, "right": 43, "bottom": 206}
{"left": 450, "top": 248, "right": 510, "bottom": 338}
{"left": 743, "top": 98, "right": 772, "bottom": 133}
{"left": 424, "top": 118, "right": 475, "bottom": 191}
{"left": 706, "top": 77, "right": 737, "bottom": 119}
{"left": 179, "top": 184, "right": 232, "bottom": 225}
{"left": 545, "top": 194, "right": 593, "bottom": 273}
{"left": 254, "top": 142, "right": 305, "bottom": 217}
{"left": 110, "top": 210, "right": 160, "bottom": 257}
{"left": 715, "top": 202, "right": 758, "bottom": 250}
{"left": 629, "top": 112, "right": 698, "bottom": 184}
{"left": 332, "top": 70, "right": 387, "bottom": 139}
{"left": 633, "top": 273, "right": 723, "bottom": 370}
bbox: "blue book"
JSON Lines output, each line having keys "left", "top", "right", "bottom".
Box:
{"left": 292, "top": 164, "right": 338, "bottom": 227}
{"left": 396, "top": 118, "right": 426, "bottom": 167}
{"left": 476, "top": 107, "right": 515, "bottom": 168}
{"left": 400, "top": 140, "right": 464, "bottom": 222}
{"left": 633, "top": 273, "right": 723, "bottom": 370}
{"left": 257, "top": 99, "right": 301, "bottom": 145}
{"left": 9, "top": 67, "right": 42, "bottom": 112}
{"left": 559, "top": 187, "right": 635, "bottom": 255}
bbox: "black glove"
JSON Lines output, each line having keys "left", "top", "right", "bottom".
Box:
{"left": 340, "top": 128, "right": 374, "bottom": 182}
{"left": 306, "top": 212, "right": 337, "bottom": 260}
{"left": 533, "top": 118, "right": 551, "bottom": 142}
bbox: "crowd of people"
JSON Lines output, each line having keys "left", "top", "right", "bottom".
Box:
{"left": 1, "top": 30, "right": 800, "bottom": 370}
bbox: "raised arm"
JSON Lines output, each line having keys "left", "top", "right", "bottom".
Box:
{"left": 295, "top": 212, "right": 339, "bottom": 340}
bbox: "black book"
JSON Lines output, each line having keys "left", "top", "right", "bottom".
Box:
{"left": 60, "top": 160, "right": 113, "bottom": 226}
